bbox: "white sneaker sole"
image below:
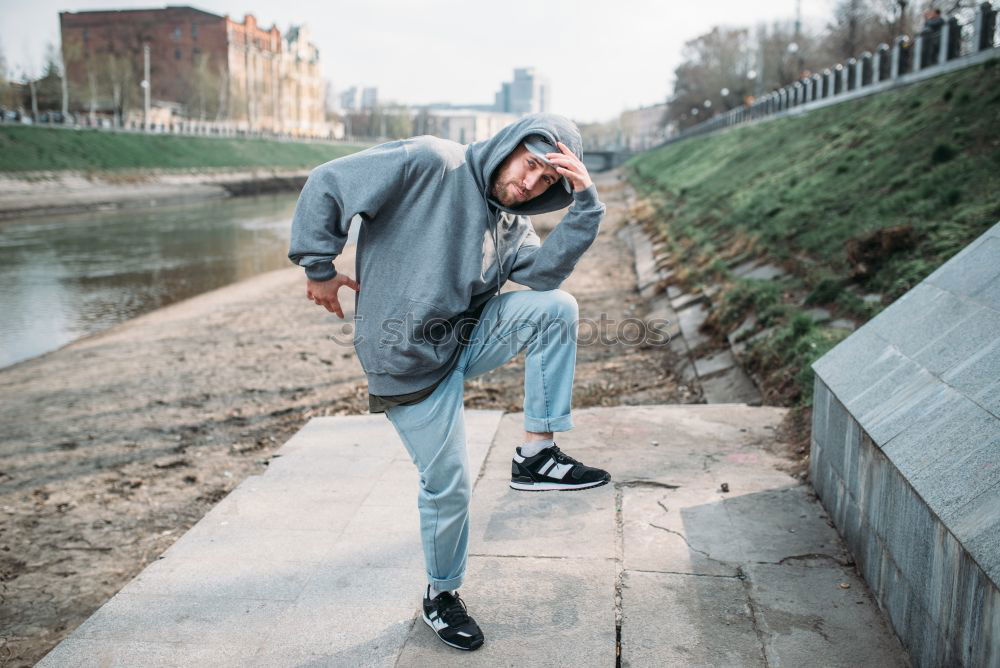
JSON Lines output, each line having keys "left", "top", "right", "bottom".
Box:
{"left": 509, "top": 478, "right": 610, "bottom": 491}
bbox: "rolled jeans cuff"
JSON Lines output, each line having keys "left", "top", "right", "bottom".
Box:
{"left": 430, "top": 573, "right": 464, "bottom": 591}
{"left": 524, "top": 412, "right": 574, "bottom": 433}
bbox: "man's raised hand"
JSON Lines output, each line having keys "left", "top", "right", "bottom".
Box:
{"left": 306, "top": 274, "right": 359, "bottom": 319}
{"left": 545, "top": 140, "right": 593, "bottom": 192}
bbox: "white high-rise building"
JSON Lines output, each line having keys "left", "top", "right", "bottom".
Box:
{"left": 494, "top": 68, "right": 550, "bottom": 115}
{"left": 339, "top": 86, "right": 360, "bottom": 112}
{"left": 338, "top": 86, "right": 378, "bottom": 112}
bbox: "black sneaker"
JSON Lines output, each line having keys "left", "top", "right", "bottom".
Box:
{"left": 422, "top": 585, "right": 485, "bottom": 651}
{"left": 510, "top": 442, "right": 611, "bottom": 491}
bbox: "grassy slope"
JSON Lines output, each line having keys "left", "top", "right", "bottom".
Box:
{"left": 0, "top": 125, "right": 364, "bottom": 172}
{"left": 626, "top": 59, "right": 1000, "bottom": 407}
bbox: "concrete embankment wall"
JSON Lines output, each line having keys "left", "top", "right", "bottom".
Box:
{"left": 0, "top": 168, "right": 310, "bottom": 220}
{"left": 810, "top": 222, "right": 1000, "bottom": 667}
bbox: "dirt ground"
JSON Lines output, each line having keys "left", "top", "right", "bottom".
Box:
{"left": 0, "top": 170, "right": 703, "bottom": 665}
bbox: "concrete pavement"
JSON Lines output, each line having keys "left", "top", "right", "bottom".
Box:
{"left": 38, "top": 404, "right": 909, "bottom": 667}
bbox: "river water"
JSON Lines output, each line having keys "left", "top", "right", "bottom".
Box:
{"left": 0, "top": 193, "right": 358, "bottom": 369}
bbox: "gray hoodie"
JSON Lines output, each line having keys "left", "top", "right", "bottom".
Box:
{"left": 288, "top": 112, "right": 606, "bottom": 398}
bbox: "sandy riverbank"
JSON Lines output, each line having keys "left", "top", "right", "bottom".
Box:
{"left": 0, "top": 171, "right": 696, "bottom": 665}
{"left": 0, "top": 167, "right": 311, "bottom": 220}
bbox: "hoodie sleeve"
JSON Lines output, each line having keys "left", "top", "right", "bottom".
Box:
{"left": 507, "top": 184, "right": 606, "bottom": 291}
{"left": 288, "top": 140, "right": 410, "bottom": 281}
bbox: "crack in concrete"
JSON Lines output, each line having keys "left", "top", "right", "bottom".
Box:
{"left": 391, "top": 613, "right": 420, "bottom": 666}
{"left": 643, "top": 524, "right": 848, "bottom": 574}
{"left": 614, "top": 485, "right": 625, "bottom": 668}
{"left": 773, "top": 553, "right": 854, "bottom": 568}
{"left": 648, "top": 522, "right": 716, "bottom": 560}
{"left": 656, "top": 499, "right": 670, "bottom": 514}
{"left": 737, "top": 565, "right": 772, "bottom": 668}
{"left": 626, "top": 567, "right": 741, "bottom": 579}
{"left": 616, "top": 479, "right": 681, "bottom": 490}
{"left": 466, "top": 553, "right": 611, "bottom": 561}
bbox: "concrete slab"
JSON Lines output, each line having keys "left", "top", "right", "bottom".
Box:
{"left": 728, "top": 314, "right": 759, "bottom": 345}
{"left": 677, "top": 302, "right": 712, "bottom": 349}
{"left": 804, "top": 307, "right": 832, "bottom": 323}
{"left": 745, "top": 563, "right": 908, "bottom": 667}
{"left": 671, "top": 292, "right": 705, "bottom": 311}
{"left": 36, "top": 638, "right": 262, "bottom": 668}
{"left": 741, "top": 264, "right": 787, "bottom": 281}
{"left": 621, "top": 570, "right": 764, "bottom": 667}
{"left": 395, "top": 556, "right": 616, "bottom": 667}
{"left": 64, "top": 593, "right": 292, "bottom": 645}
{"left": 248, "top": 606, "right": 417, "bottom": 668}
{"left": 828, "top": 318, "right": 856, "bottom": 331}
{"left": 38, "top": 411, "right": 504, "bottom": 667}
{"left": 701, "top": 367, "right": 762, "bottom": 404}
{"left": 468, "top": 478, "right": 616, "bottom": 559}
{"left": 622, "top": 480, "right": 739, "bottom": 577}
{"left": 690, "top": 485, "right": 850, "bottom": 566}
{"left": 695, "top": 349, "right": 738, "bottom": 378}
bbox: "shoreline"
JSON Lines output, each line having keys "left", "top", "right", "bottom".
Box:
{"left": 0, "top": 166, "right": 310, "bottom": 220}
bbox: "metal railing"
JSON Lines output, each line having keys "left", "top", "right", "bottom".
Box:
{"left": 662, "top": 2, "right": 999, "bottom": 146}
{"left": 0, "top": 113, "right": 359, "bottom": 146}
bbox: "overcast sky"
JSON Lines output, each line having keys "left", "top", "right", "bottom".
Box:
{"left": 0, "top": 0, "right": 834, "bottom": 124}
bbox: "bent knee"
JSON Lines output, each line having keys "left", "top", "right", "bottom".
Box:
{"left": 541, "top": 289, "right": 579, "bottom": 321}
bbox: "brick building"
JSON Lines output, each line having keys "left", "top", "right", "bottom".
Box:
{"left": 59, "top": 5, "right": 326, "bottom": 136}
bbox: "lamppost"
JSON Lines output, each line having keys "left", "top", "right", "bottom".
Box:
{"left": 747, "top": 68, "right": 760, "bottom": 99}
{"left": 788, "top": 41, "right": 803, "bottom": 79}
{"left": 141, "top": 43, "right": 150, "bottom": 132}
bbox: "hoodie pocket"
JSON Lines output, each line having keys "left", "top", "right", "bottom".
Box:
{"left": 373, "top": 298, "right": 456, "bottom": 375}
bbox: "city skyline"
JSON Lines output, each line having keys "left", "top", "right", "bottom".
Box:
{"left": 0, "top": 0, "right": 835, "bottom": 124}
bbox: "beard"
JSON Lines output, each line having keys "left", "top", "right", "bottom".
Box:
{"left": 490, "top": 176, "right": 523, "bottom": 207}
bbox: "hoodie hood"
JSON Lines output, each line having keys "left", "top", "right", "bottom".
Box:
{"left": 465, "top": 112, "right": 584, "bottom": 217}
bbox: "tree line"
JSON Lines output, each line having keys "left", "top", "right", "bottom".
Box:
{"left": 666, "top": 0, "right": 980, "bottom": 130}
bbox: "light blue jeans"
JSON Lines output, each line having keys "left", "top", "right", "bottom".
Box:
{"left": 384, "top": 288, "right": 579, "bottom": 590}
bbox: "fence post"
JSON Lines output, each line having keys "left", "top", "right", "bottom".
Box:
{"left": 874, "top": 43, "right": 890, "bottom": 82}
{"left": 974, "top": 2, "right": 998, "bottom": 51}
{"left": 915, "top": 33, "right": 927, "bottom": 71}
{"left": 891, "top": 35, "right": 910, "bottom": 78}
{"left": 858, "top": 51, "right": 873, "bottom": 86}
{"left": 939, "top": 16, "right": 961, "bottom": 63}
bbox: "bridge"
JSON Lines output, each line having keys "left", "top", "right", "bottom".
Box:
{"left": 582, "top": 149, "right": 635, "bottom": 172}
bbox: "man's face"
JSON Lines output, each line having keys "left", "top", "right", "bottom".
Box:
{"left": 489, "top": 143, "right": 562, "bottom": 207}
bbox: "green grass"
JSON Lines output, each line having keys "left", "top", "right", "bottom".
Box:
{"left": 0, "top": 125, "right": 365, "bottom": 172}
{"left": 626, "top": 59, "right": 1000, "bottom": 406}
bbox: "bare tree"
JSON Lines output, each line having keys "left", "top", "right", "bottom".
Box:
{"left": 0, "top": 39, "right": 11, "bottom": 110}
{"left": 36, "top": 43, "right": 65, "bottom": 114}
{"left": 822, "top": 0, "right": 909, "bottom": 61}
{"left": 187, "top": 51, "right": 220, "bottom": 121}
{"left": 666, "top": 27, "right": 756, "bottom": 130}
{"left": 215, "top": 65, "right": 230, "bottom": 123}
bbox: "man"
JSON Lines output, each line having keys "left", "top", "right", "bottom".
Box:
{"left": 288, "top": 112, "right": 610, "bottom": 651}
{"left": 921, "top": 8, "right": 945, "bottom": 66}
